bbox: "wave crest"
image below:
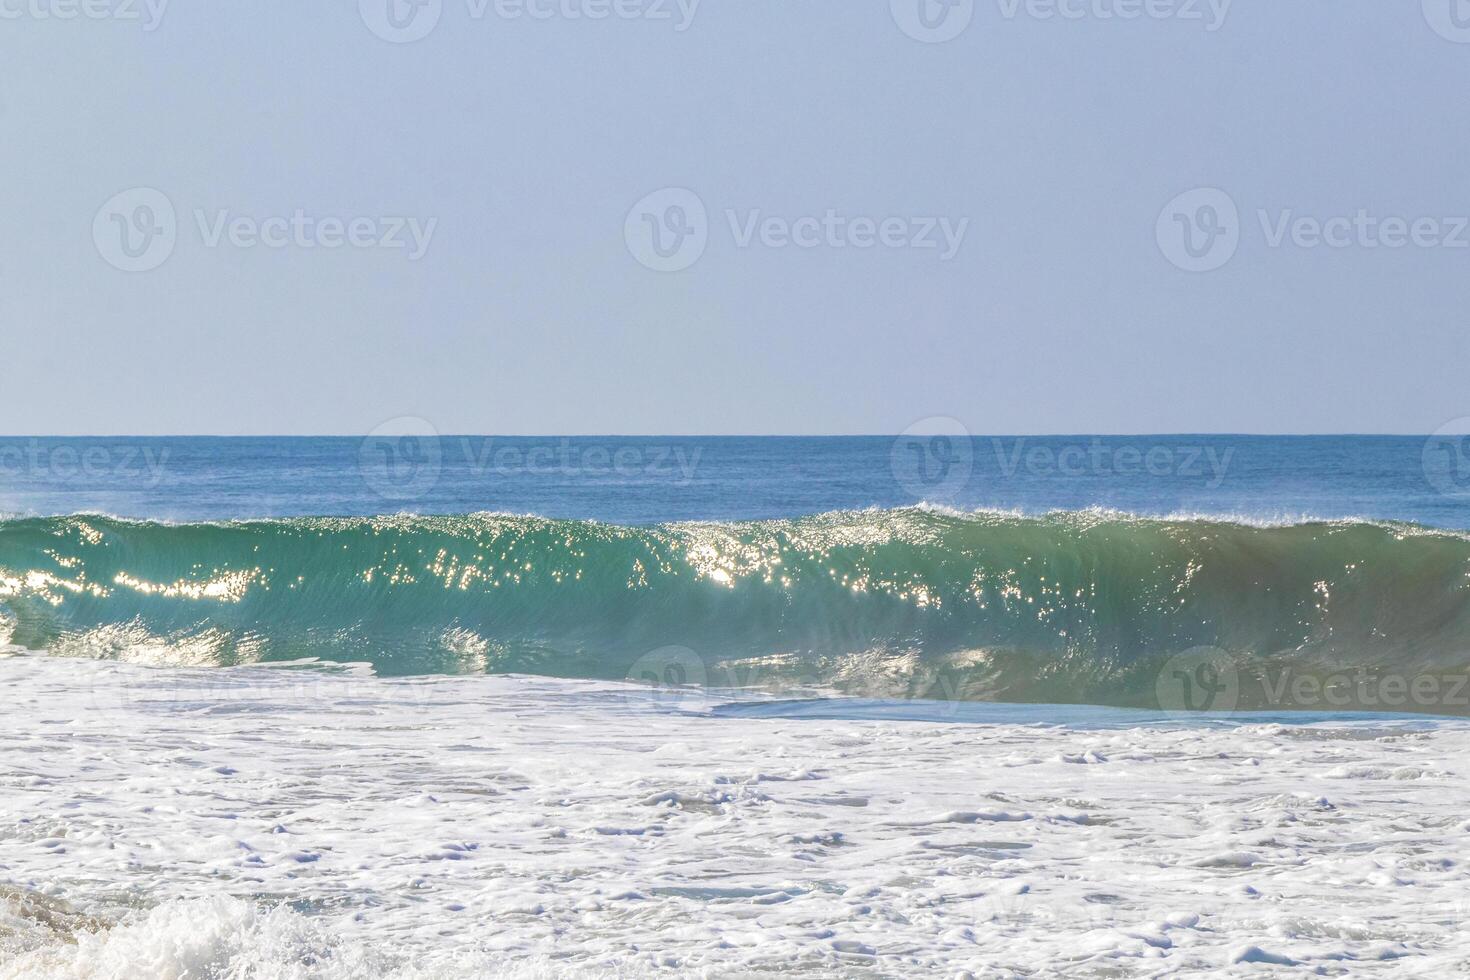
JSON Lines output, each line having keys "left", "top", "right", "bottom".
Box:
{"left": 2, "top": 509, "right": 1469, "bottom": 712}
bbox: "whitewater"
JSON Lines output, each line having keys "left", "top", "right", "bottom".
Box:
{"left": 3, "top": 654, "right": 1470, "bottom": 978}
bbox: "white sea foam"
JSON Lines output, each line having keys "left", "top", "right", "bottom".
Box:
{"left": 0, "top": 895, "right": 643, "bottom": 980}
{"left": 909, "top": 500, "right": 1470, "bottom": 534}
{"left": 2, "top": 656, "right": 1469, "bottom": 977}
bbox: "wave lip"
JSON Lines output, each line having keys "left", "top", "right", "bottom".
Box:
{"left": 2, "top": 508, "right": 1470, "bottom": 715}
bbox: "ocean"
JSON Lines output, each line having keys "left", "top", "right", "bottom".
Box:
{"left": 0, "top": 434, "right": 1465, "bottom": 526}
{"left": 2, "top": 434, "right": 1470, "bottom": 977}
{"left": 3, "top": 434, "right": 1469, "bottom": 710}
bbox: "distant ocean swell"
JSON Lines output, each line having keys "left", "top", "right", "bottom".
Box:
{"left": 2, "top": 509, "right": 1469, "bottom": 713}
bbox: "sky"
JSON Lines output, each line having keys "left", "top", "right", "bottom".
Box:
{"left": 2, "top": 0, "right": 1469, "bottom": 435}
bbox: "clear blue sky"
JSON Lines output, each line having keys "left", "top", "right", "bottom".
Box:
{"left": 3, "top": 1, "right": 1468, "bottom": 434}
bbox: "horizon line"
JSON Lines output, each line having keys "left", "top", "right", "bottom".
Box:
{"left": 0, "top": 432, "right": 1452, "bottom": 440}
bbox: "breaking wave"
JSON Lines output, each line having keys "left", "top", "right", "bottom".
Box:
{"left": 2, "top": 509, "right": 1469, "bottom": 712}
{"left": 0, "top": 891, "right": 634, "bottom": 980}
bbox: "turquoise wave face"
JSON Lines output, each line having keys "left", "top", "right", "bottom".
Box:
{"left": 3, "top": 509, "right": 1470, "bottom": 713}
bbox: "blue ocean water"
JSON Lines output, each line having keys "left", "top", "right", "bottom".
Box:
{"left": 2, "top": 435, "right": 1469, "bottom": 713}
{"left": 0, "top": 434, "right": 1466, "bottom": 527}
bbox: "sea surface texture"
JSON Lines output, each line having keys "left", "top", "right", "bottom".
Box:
{"left": 1, "top": 435, "right": 1469, "bottom": 976}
